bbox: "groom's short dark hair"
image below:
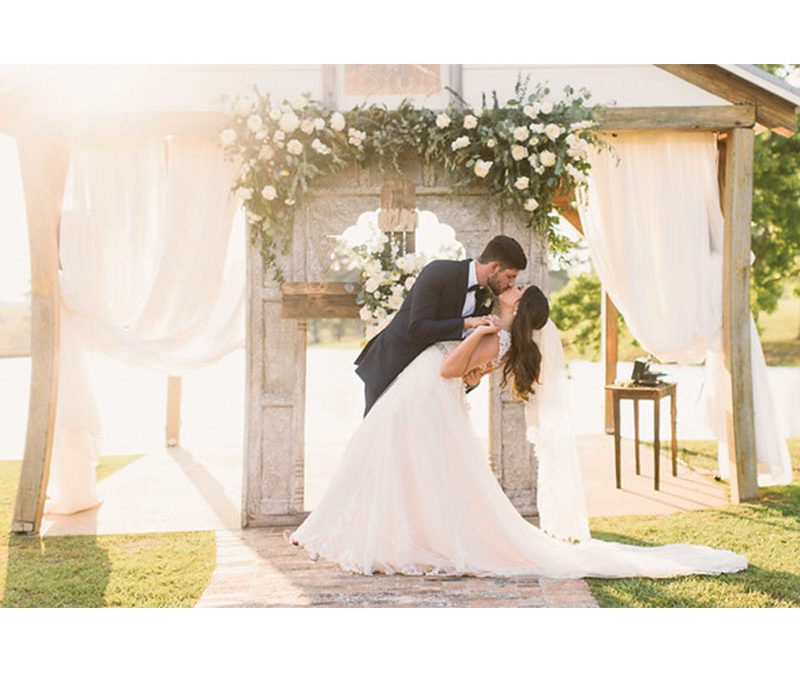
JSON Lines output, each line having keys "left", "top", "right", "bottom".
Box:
{"left": 478, "top": 235, "right": 527, "bottom": 270}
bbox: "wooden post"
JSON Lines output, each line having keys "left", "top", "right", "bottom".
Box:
{"left": 11, "top": 132, "right": 70, "bottom": 535}
{"left": 721, "top": 126, "right": 759, "bottom": 503}
{"left": 602, "top": 291, "right": 619, "bottom": 434}
{"left": 166, "top": 376, "right": 182, "bottom": 447}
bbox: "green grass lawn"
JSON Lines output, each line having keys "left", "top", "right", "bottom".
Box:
{"left": 0, "top": 456, "right": 216, "bottom": 607}
{"left": 586, "top": 439, "right": 800, "bottom": 607}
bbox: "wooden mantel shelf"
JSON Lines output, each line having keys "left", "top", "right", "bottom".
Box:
{"left": 281, "top": 281, "right": 362, "bottom": 319}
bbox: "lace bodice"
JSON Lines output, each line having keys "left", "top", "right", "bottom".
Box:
{"left": 475, "top": 328, "right": 511, "bottom": 374}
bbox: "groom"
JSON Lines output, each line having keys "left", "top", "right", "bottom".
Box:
{"left": 354, "top": 235, "right": 527, "bottom": 416}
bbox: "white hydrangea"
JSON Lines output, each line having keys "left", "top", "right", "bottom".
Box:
{"left": 523, "top": 103, "right": 540, "bottom": 119}
{"left": 514, "top": 176, "right": 530, "bottom": 190}
{"left": 287, "top": 139, "right": 303, "bottom": 155}
{"left": 220, "top": 129, "right": 237, "bottom": 146}
{"left": 259, "top": 145, "right": 275, "bottom": 161}
{"left": 300, "top": 119, "right": 315, "bottom": 134}
{"left": 474, "top": 159, "right": 493, "bottom": 178}
{"left": 451, "top": 136, "right": 470, "bottom": 151}
{"left": 435, "top": 113, "right": 451, "bottom": 129}
{"left": 524, "top": 197, "right": 540, "bottom": 212}
{"left": 463, "top": 114, "right": 478, "bottom": 129}
{"left": 529, "top": 123, "right": 545, "bottom": 134}
{"left": 311, "top": 139, "right": 331, "bottom": 155}
{"left": 544, "top": 124, "right": 562, "bottom": 141}
{"left": 279, "top": 111, "right": 300, "bottom": 133}
{"left": 511, "top": 144, "right": 529, "bottom": 161}
{"left": 330, "top": 112, "right": 346, "bottom": 131}
{"left": 234, "top": 98, "right": 253, "bottom": 118}
{"left": 314, "top": 117, "right": 326, "bottom": 130}
{"left": 348, "top": 128, "right": 367, "bottom": 147}
{"left": 261, "top": 185, "right": 277, "bottom": 200}
{"left": 539, "top": 150, "right": 557, "bottom": 167}
{"left": 365, "top": 277, "right": 381, "bottom": 293}
{"left": 513, "top": 126, "right": 530, "bottom": 142}
{"left": 247, "top": 114, "right": 263, "bottom": 133}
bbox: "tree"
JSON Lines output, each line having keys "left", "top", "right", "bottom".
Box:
{"left": 751, "top": 65, "right": 800, "bottom": 323}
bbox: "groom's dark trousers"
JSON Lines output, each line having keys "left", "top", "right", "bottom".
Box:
{"left": 354, "top": 258, "right": 492, "bottom": 417}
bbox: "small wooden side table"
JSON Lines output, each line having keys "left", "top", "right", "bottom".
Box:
{"left": 605, "top": 382, "right": 677, "bottom": 491}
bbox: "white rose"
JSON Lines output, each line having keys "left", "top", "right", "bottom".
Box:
{"left": 486, "top": 138, "right": 497, "bottom": 148}
{"left": 279, "top": 111, "right": 300, "bottom": 133}
{"left": 220, "top": 129, "right": 237, "bottom": 146}
{"left": 528, "top": 136, "right": 540, "bottom": 146}
{"left": 451, "top": 136, "right": 470, "bottom": 151}
{"left": 365, "top": 277, "right": 380, "bottom": 293}
{"left": 330, "top": 111, "right": 346, "bottom": 131}
{"left": 359, "top": 306, "right": 372, "bottom": 322}
{"left": 435, "top": 113, "right": 451, "bottom": 129}
{"left": 513, "top": 126, "right": 530, "bottom": 142}
{"left": 234, "top": 98, "right": 252, "bottom": 118}
{"left": 300, "top": 119, "right": 315, "bottom": 134}
{"left": 511, "top": 144, "right": 529, "bottom": 161}
{"left": 314, "top": 117, "right": 325, "bottom": 130}
{"left": 524, "top": 198, "right": 539, "bottom": 212}
{"left": 259, "top": 145, "right": 275, "bottom": 161}
{"left": 247, "top": 114, "right": 263, "bottom": 133}
{"left": 261, "top": 185, "right": 277, "bottom": 201}
{"left": 539, "top": 150, "right": 557, "bottom": 167}
{"left": 388, "top": 294, "right": 404, "bottom": 311}
{"left": 544, "top": 124, "right": 562, "bottom": 141}
{"left": 373, "top": 291, "right": 381, "bottom": 300}
{"left": 269, "top": 108, "right": 282, "bottom": 121}
{"left": 238, "top": 187, "right": 253, "bottom": 200}
{"left": 474, "top": 160, "right": 493, "bottom": 178}
{"left": 287, "top": 139, "right": 303, "bottom": 155}
{"left": 514, "top": 176, "right": 530, "bottom": 190}
{"left": 405, "top": 276, "right": 416, "bottom": 291}
{"left": 535, "top": 165, "right": 546, "bottom": 175}
{"left": 463, "top": 114, "right": 478, "bottom": 129}
{"left": 540, "top": 100, "right": 554, "bottom": 115}
{"left": 291, "top": 94, "right": 308, "bottom": 110}
{"left": 523, "top": 103, "right": 541, "bottom": 119}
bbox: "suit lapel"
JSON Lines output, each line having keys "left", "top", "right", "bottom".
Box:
{"left": 453, "top": 259, "right": 471, "bottom": 316}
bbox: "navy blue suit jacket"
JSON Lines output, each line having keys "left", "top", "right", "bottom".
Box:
{"left": 354, "top": 259, "right": 492, "bottom": 416}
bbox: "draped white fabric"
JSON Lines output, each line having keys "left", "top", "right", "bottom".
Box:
{"left": 577, "top": 131, "right": 791, "bottom": 486}
{"left": 525, "top": 319, "right": 591, "bottom": 543}
{"left": 44, "top": 136, "right": 245, "bottom": 514}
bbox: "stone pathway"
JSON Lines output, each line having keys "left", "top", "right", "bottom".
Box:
{"left": 196, "top": 528, "right": 599, "bottom": 608}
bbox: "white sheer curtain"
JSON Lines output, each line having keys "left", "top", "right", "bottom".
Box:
{"left": 577, "top": 131, "right": 791, "bottom": 487}
{"left": 44, "top": 135, "right": 245, "bottom": 514}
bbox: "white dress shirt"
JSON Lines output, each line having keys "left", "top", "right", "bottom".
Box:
{"left": 461, "top": 260, "right": 479, "bottom": 318}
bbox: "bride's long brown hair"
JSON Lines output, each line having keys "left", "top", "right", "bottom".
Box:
{"left": 501, "top": 285, "right": 549, "bottom": 401}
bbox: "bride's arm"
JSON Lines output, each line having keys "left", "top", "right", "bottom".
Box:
{"left": 440, "top": 325, "right": 500, "bottom": 379}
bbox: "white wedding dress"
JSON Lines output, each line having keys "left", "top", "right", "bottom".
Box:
{"left": 288, "top": 335, "right": 747, "bottom": 579}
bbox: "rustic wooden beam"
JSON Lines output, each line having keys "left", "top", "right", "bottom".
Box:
{"left": 602, "top": 291, "right": 619, "bottom": 434}
{"left": 595, "top": 104, "right": 756, "bottom": 131}
{"left": 721, "top": 126, "right": 759, "bottom": 502}
{"left": 553, "top": 189, "right": 583, "bottom": 235}
{"left": 657, "top": 65, "right": 798, "bottom": 136}
{"left": 281, "top": 282, "right": 361, "bottom": 319}
{"left": 166, "top": 376, "right": 182, "bottom": 447}
{"left": 11, "top": 133, "right": 70, "bottom": 535}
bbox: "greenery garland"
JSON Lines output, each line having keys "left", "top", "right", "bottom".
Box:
{"left": 220, "top": 76, "right": 603, "bottom": 280}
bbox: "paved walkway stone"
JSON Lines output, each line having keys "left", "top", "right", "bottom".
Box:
{"left": 196, "top": 528, "right": 599, "bottom": 608}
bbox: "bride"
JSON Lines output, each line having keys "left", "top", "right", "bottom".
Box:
{"left": 285, "top": 285, "right": 747, "bottom": 579}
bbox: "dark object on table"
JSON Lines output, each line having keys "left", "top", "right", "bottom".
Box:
{"left": 631, "top": 357, "right": 666, "bottom": 386}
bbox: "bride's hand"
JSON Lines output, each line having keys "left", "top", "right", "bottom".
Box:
{"left": 474, "top": 322, "right": 499, "bottom": 335}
